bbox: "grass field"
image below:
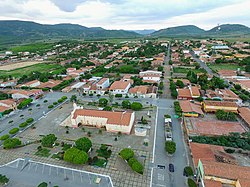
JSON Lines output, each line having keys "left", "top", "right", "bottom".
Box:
{"left": 10, "top": 43, "right": 54, "bottom": 53}
{"left": 207, "top": 63, "right": 244, "bottom": 72}
{"left": 173, "top": 67, "right": 206, "bottom": 74}
{"left": 0, "top": 63, "right": 64, "bottom": 77}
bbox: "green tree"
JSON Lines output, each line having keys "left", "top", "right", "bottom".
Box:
{"left": 103, "top": 106, "right": 112, "bottom": 111}
{"left": 37, "top": 182, "right": 48, "bottom": 187}
{"left": 234, "top": 84, "right": 241, "bottom": 90}
{"left": 239, "top": 94, "right": 249, "bottom": 101}
{"left": 165, "top": 141, "right": 176, "bottom": 154}
{"left": 41, "top": 134, "right": 57, "bottom": 148}
{"left": 131, "top": 160, "right": 144, "bottom": 174}
{"left": 98, "top": 98, "right": 108, "bottom": 107}
{"left": 70, "top": 95, "right": 77, "bottom": 102}
{"left": 64, "top": 147, "right": 88, "bottom": 164}
{"left": 119, "top": 148, "right": 134, "bottom": 160}
{"left": 0, "top": 174, "right": 9, "bottom": 184}
{"left": 176, "top": 80, "right": 184, "bottom": 88}
{"left": 3, "top": 138, "right": 21, "bottom": 149}
{"left": 187, "top": 71, "right": 197, "bottom": 83}
{"left": 122, "top": 100, "right": 131, "bottom": 109}
{"left": 187, "top": 178, "right": 197, "bottom": 187}
{"left": 184, "top": 166, "right": 194, "bottom": 176}
{"left": 131, "top": 102, "right": 143, "bottom": 111}
{"left": 75, "top": 137, "right": 92, "bottom": 152}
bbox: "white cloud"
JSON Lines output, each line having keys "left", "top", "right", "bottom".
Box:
{"left": 0, "top": 0, "right": 249, "bottom": 30}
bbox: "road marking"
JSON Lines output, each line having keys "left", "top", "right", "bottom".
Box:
{"left": 152, "top": 183, "right": 166, "bottom": 187}
{"left": 152, "top": 107, "right": 158, "bottom": 163}
{"left": 157, "top": 173, "right": 164, "bottom": 181}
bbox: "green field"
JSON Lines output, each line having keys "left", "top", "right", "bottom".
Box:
{"left": 207, "top": 63, "right": 244, "bottom": 72}
{"left": 0, "top": 63, "right": 64, "bottom": 78}
{"left": 173, "top": 67, "right": 206, "bottom": 74}
{"left": 10, "top": 43, "right": 54, "bottom": 53}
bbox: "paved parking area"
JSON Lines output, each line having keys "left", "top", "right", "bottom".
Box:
{"left": 0, "top": 158, "right": 113, "bottom": 187}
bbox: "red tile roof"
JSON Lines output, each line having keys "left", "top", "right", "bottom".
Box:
{"left": 204, "top": 100, "right": 237, "bottom": 107}
{"left": 109, "top": 81, "right": 130, "bottom": 90}
{"left": 204, "top": 180, "right": 222, "bottom": 187}
{"left": 190, "top": 86, "right": 200, "bottom": 96}
{"left": 73, "top": 109, "right": 133, "bottom": 126}
{"left": 238, "top": 107, "right": 250, "bottom": 127}
{"left": 178, "top": 89, "right": 192, "bottom": 98}
{"left": 129, "top": 86, "right": 148, "bottom": 94}
{"left": 0, "top": 106, "right": 9, "bottom": 112}
{"left": 179, "top": 100, "right": 203, "bottom": 115}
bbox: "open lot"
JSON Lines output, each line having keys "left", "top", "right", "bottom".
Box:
{"left": 207, "top": 63, "right": 244, "bottom": 72}
{"left": 0, "top": 63, "right": 64, "bottom": 77}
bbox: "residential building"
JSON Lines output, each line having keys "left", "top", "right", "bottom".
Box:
{"left": 177, "top": 86, "right": 200, "bottom": 100}
{"left": 202, "top": 100, "right": 238, "bottom": 113}
{"left": 179, "top": 100, "right": 203, "bottom": 117}
{"left": 190, "top": 142, "right": 250, "bottom": 187}
{"left": 109, "top": 80, "right": 131, "bottom": 95}
{"left": 139, "top": 70, "right": 162, "bottom": 83}
{"left": 96, "top": 78, "right": 110, "bottom": 89}
{"left": 128, "top": 85, "right": 157, "bottom": 98}
{"left": 0, "top": 79, "right": 17, "bottom": 88}
{"left": 70, "top": 104, "right": 135, "bottom": 134}
{"left": 238, "top": 107, "right": 250, "bottom": 128}
{"left": 0, "top": 99, "right": 17, "bottom": 110}
{"left": 19, "top": 80, "right": 41, "bottom": 88}
{"left": 218, "top": 70, "right": 237, "bottom": 79}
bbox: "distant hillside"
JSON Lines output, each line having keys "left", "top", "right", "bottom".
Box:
{"left": 132, "top": 29, "right": 156, "bottom": 35}
{"left": 206, "top": 24, "right": 250, "bottom": 36}
{"left": 151, "top": 24, "right": 250, "bottom": 38}
{"left": 151, "top": 25, "right": 205, "bottom": 37}
{"left": 0, "top": 20, "right": 141, "bottom": 45}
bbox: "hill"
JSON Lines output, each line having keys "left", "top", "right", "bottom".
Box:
{"left": 151, "top": 24, "right": 250, "bottom": 38}
{"left": 0, "top": 20, "right": 141, "bottom": 45}
{"left": 151, "top": 25, "right": 205, "bottom": 37}
{"left": 132, "top": 29, "right": 156, "bottom": 35}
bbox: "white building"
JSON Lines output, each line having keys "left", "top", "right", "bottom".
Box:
{"left": 70, "top": 104, "right": 135, "bottom": 134}
{"left": 109, "top": 80, "right": 131, "bottom": 94}
{"left": 96, "top": 78, "right": 109, "bottom": 89}
{"left": 139, "top": 70, "right": 162, "bottom": 83}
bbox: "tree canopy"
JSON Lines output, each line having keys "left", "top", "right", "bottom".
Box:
{"left": 41, "top": 134, "right": 57, "bottom": 148}
{"left": 119, "top": 148, "right": 134, "bottom": 160}
{"left": 64, "top": 147, "right": 88, "bottom": 164}
{"left": 131, "top": 102, "right": 143, "bottom": 111}
{"left": 165, "top": 141, "right": 176, "bottom": 154}
{"left": 3, "top": 138, "right": 21, "bottom": 149}
{"left": 75, "top": 137, "right": 92, "bottom": 152}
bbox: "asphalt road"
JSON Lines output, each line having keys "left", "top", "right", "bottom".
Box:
{"left": 151, "top": 99, "right": 188, "bottom": 187}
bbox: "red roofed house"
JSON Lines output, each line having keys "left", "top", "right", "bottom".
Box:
{"left": 19, "top": 80, "right": 41, "bottom": 88}
{"left": 0, "top": 99, "right": 17, "bottom": 110}
{"left": 202, "top": 100, "right": 238, "bottom": 113}
{"left": 139, "top": 70, "right": 162, "bottom": 83}
{"left": 128, "top": 85, "right": 157, "bottom": 98}
{"left": 177, "top": 86, "right": 200, "bottom": 100}
{"left": 190, "top": 142, "right": 250, "bottom": 187}
{"left": 179, "top": 100, "right": 204, "bottom": 117}
{"left": 109, "top": 80, "right": 131, "bottom": 95}
{"left": 218, "top": 70, "right": 237, "bottom": 79}
{"left": 70, "top": 104, "right": 135, "bottom": 134}
{"left": 238, "top": 107, "right": 250, "bottom": 128}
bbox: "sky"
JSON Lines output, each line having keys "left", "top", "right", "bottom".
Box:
{"left": 0, "top": 0, "right": 249, "bottom": 30}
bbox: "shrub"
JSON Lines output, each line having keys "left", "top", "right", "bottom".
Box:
{"left": 17, "top": 98, "right": 33, "bottom": 109}
{"left": 58, "top": 99, "right": 63, "bottom": 103}
{"left": 44, "top": 100, "right": 48, "bottom": 103}
{"left": 48, "top": 105, "right": 54, "bottom": 109}
{"left": 64, "top": 147, "right": 88, "bottom": 164}
{"left": 128, "top": 157, "right": 137, "bottom": 167}
{"left": 75, "top": 137, "right": 92, "bottom": 152}
{"left": 184, "top": 166, "right": 194, "bottom": 176}
{"left": 0, "top": 174, "right": 9, "bottom": 184}
{"left": 131, "top": 160, "right": 144, "bottom": 174}
{"left": 188, "top": 178, "right": 197, "bottom": 187}
{"left": 37, "top": 182, "right": 48, "bottom": 187}
{"left": 19, "top": 122, "right": 28, "bottom": 128}
{"left": 26, "top": 118, "right": 34, "bottom": 123}
{"left": 131, "top": 102, "right": 143, "bottom": 111}
{"left": 41, "top": 134, "right": 57, "bottom": 148}
{"left": 9, "top": 128, "right": 19, "bottom": 134}
{"left": 115, "top": 94, "right": 122, "bottom": 98}
{"left": 0, "top": 134, "right": 10, "bottom": 141}
{"left": 53, "top": 102, "right": 58, "bottom": 105}
{"left": 61, "top": 96, "right": 67, "bottom": 100}
{"left": 225, "top": 148, "right": 235, "bottom": 153}
{"left": 3, "top": 138, "right": 21, "bottom": 149}
{"left": 165, "top": 141, "right": 176, "bottom": 154}
{"left": 119, "top": 148, "right": 134, "bottom": 160}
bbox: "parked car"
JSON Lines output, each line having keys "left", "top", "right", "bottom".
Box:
{"left": 169, "top": 163, "right": 174, "bottom": 172}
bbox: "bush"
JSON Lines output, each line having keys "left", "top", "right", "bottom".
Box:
{"left": 131, "top": 102, "right": 143, "bottom": 111}
{"left": 216, "top": 110, "right": 236, "bottom": 121}
{"left": 131, "top": 160, "right": 144, "bottom": 174}
{"left": 17, "top": 98, "right": 33, "bottom": 109}
{"left": 128, "top": 157, "right": 137, "bottom": 167}
{"left": 44, "top": 100, "right": 48, "bottom": 103}
{"left": 3, "top": 138, "right": 21, "bottom": 149}
{"left": 115, "top": 94, "right": 122, "bottom": 98}
{"left": 188, "top": 178, "right": 197, "bottom": 187}
{"left": 19, "top": 122, "right": 28, "bottom": 128}
{"left": 53, "top": 102, "right": 58, "bottom": 105}
{"left": 103, "top": 106, "right": 112, "bottom": 111}
{"left": 98, "top": 98, "right": 108, "bottom": 107}
{"left": 96, "top": 144, "right": 112, "bottom": 159}
{"left": 9, "top": 128, "right": 19, "bottom": 134}
{"left": 122, "top": 100, "right": 131, "bottom": 109}
{"left": 26, "top": 118, "right": 34, "bottom": 123}
{"left": 119, "top": 148, "right": 134, "bottom": 160}
{"left": 61, "top": 96, "right": 67, "bottom": 100}
{"left": 0, "top": 174, "right": 9, "bottom": 184}
{"left": 165, "top": 141, "right": 176, "bottom": 154}
{"left": 58, "top": 99, "right": 63, "bottom": 103}
{"left": 48, "top": 105, "right": 54, "bottom": 109}
{"left": 37, "top": 182, "right": 48, "bottom": 187}
{"left": 184, "top": 166, "right": 194, "bottom": 176}
{"left": 75, "top": 137, "right": 92, "bottom": 152}
{"left": 225, "top": 148, "right": 235, "bottom": 153}
{"left": 41, "top": 134, "right": 57, "bottom": 148}
{"left": 0, "top": 134, "right": 10, "bottom": 141}
{"left": 64, "top": 147, "right": 88, "bottom": 164}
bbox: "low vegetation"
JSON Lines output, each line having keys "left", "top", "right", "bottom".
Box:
{"left": 165, "top": 141, "right": 176, "bottom": 154}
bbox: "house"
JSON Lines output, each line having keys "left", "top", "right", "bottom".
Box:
{"left": 70, "top": 104, "right": 135, "bottom": 134}
{"left": 0, "top": 99, "right": 17, "bottom": 110}
{"left": 190, "top": 142, "right": 250, "bottom": 187}
{"left": 177, "top": 86, "right": 200, "bottom": 100}
{"left": 179, "top": 100, "right": 203, "bottom": 117}
{"left": 39, "top": 80, "right": 62, "bottom": 89}
{"left": 109, "top": 80, "right": 131, "bottom": 95}
{"left": 10, "top": 90, "right": 33, "bottom": 99}
{"left": 238, "top": 107, "right": 250, "bottom": 128}
{"left": 0, "top": 79, "right": 17, "bottom": 88}
{"left": 19, "top": 80, "right": 41, "bottom": 88}
{"left": 139, "top": 70, "right": 162, "bottom": 83}
{"left": 235, "top": 80, "right": 250, "bottom": 92}
{"left": 185, "top": 118, "right": 245, "bottom": 136}
{"left": 173, "top": 79, "right": 190, "bottom": 86}
{"left": 202, "top": 100, "right": 238, "bottom": 113}
{"left": 218, "top": 70, "right": 237, "bottom": 79}
{"left": 96, "top": 78, "right": 109, "bottom": 89}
